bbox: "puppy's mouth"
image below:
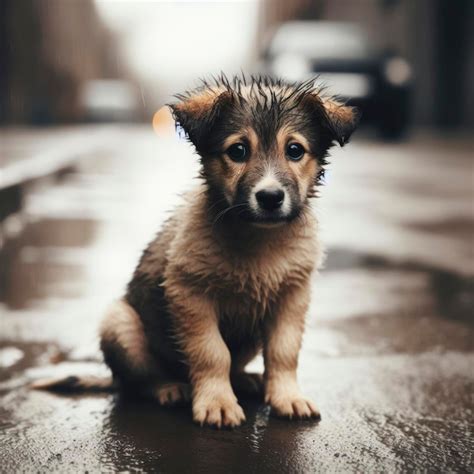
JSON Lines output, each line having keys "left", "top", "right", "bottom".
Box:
{"left": 237, "top": 205, "right": 298, "bottom": 227}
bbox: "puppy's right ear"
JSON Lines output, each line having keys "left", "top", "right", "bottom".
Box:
{"left": 169, "top": 89, "right": 233, "bottom": 151}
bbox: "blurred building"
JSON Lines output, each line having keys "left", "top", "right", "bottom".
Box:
{"left": 0, "top": 0, "right": 135, "bottom": 124}
{"left": 260, "top": 0, "right": 474, "bottom": 130}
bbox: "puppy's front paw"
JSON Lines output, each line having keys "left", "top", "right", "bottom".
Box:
{"left": 193, "top": 389, "right": 246, "bottom": 428}
{"left": 266, "top": 390, "right": 320, "bottom": 420}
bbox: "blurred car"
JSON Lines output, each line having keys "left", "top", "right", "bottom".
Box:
{"left": 262, "top": 21, "right": 413, "bottom": 139}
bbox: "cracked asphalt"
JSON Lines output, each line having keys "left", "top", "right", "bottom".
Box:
{"left": 1, "top": 127, "right": 473, "bottom": 472}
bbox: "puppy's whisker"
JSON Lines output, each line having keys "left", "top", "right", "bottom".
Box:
{"left": 212, "top": 203, "right": 247, "bottom": 224}
{"left": 207, "top": 196, "right": 230, "bottom": 215}
{"left": 212, "top": 203, "right": 247, "bottom": 227}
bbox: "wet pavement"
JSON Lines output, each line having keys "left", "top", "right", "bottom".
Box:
{"left": 0, "top": 126, "right": 473, "bottom": 472}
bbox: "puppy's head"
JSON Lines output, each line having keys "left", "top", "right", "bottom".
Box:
{"left": 170, "top": 76, "right": 358, "bottom": 226}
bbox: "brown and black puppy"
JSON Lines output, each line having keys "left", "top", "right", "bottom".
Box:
{"left": 36, "top": 76, "right": 358, "bottom": 428}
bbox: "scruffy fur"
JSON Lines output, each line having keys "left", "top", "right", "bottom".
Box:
{"left": 36, "top": 76, "right": 358, "bottom": 428}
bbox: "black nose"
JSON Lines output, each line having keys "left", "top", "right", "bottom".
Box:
{"left": 256, "top": 188, "right": 285, "bottom": 211}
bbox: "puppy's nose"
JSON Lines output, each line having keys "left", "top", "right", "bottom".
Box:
{"left": 256, "top": 188, "right": 284, "bottom": 211}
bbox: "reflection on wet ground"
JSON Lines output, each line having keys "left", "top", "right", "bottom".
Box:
{"left": 0, "top": 218, "right": 95, "bottom": 308}
{"left": 0, "top": 127, "right": 473, "bottom": 472}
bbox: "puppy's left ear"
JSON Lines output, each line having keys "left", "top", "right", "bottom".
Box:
{"left": 321, "top": 98, "right": 360, "bottom": 147}
{"left": 169, "top": 89, "right": 232, "bottom": 151}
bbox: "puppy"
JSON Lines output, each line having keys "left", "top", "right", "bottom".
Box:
{"left": 35, "top": 76, "right": 358, "bottom": 428}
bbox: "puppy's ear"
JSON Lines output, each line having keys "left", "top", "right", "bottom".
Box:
{"left": 169, "top": 89, "right": 233, "bottom": 151}
{"left": 302, "top": 93, "right": 359, "bottom": 148}
{"left": 320, "top": 98, "right": 360, "bottom": 147}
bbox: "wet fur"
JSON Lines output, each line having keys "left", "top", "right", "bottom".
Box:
{"left": 37, "top": 75, "right": 358, "bottom": 428}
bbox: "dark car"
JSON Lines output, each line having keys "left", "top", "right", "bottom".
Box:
{"left": 262, "top": 21, "right": 413, "bottom": 139}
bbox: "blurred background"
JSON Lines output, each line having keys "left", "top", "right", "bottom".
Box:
{"left": 1, "top": 1, "right": 473, "bottom": 472}
{"left": 1, "top": 0, "right": 473, "bottom": 129}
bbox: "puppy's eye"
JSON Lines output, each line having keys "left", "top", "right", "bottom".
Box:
{"left": 226, "top": 143, "right": 248, "bottom": 162}
{"left": 286, "top": 142, "right": 305, "bottom": 161}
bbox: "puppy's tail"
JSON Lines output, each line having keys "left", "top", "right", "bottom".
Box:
{"left": 31, "top": 375, "right": 116, "bottom": 393}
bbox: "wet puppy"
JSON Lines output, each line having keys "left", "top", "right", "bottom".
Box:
{"left": 37, "top": 76, "right": 358, "bottom": 428}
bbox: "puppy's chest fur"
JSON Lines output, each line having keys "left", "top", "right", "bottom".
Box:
{"left": 128, "top": 189, "right": 321, "bottom": 345}
{"left": 163, "top": 190, "right": 320, "bottom": 320}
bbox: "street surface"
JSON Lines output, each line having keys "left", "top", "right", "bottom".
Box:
{"left": 1, "top": 126, "right": 473, "bottom": 472}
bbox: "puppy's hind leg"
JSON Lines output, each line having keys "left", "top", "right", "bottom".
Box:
{"left": 100, "top": 300, "right": 190, "bottom": 405}
{"left": 100, "top": 299, "right": 154, "bottom": 384}
{"left": 152, "top": 382, "right": 192, "bottom": 406}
